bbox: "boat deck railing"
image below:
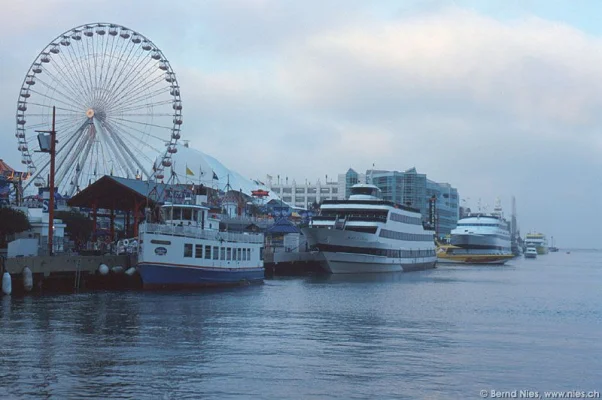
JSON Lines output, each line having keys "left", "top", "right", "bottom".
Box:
{"left": 141, "top": 223, "right": 264, "bottom": 244}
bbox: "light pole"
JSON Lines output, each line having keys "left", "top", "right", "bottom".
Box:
{"left": 36, "top": 106, "right": 57, "bottom": 256}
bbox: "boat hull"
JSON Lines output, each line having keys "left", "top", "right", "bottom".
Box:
{"left": 138, "top": 262, "right": 265, "bottom": 289}
{"left": 437, "top": 255, "right": 514, "bottom": 265}
{"left": 321, "top": 252, "right": 436, "bottom": 274}
{"left": 436, "top": 254, "right": 514, "bottom": 265}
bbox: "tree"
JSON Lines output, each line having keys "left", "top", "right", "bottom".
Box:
{"left": 55, "top": 210, "right": 94, "bottom": 248}
{"left": 0, "top": 207, "right": 31, "bottom": 248}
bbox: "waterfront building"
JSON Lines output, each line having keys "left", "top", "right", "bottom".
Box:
{"left": 267, "top": 176, "right": 342, "bottom": 209}
{"left": 366, "top": 167, "right": 459, "bottom": 238}
{"left": 338, "top": 168, "right": 367, "bottom": 199}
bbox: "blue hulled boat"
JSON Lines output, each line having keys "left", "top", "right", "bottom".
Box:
{"left": 137, "top": 195, "right": 265, "bottom": 289}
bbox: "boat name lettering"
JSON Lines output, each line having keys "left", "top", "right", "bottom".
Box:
{"left": 151, "top": 240, "right": 171, "bottom": 245}
{"left": 154, "top": 247, "right": 168, "bottom": 256}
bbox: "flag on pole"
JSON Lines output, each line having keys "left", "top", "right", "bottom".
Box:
{"left": 186, "top": 165, "right": 194, "bottom": 176}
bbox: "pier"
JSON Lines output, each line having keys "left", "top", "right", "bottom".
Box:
{"left": 1, "top": 254, "right": 141, "bottom": 296}
{"left": 264, "top": 250, "right": 325, "bottom": 276}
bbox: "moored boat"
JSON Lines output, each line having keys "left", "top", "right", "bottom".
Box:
{"left": 137, "top": 194, "right": 265, "bottom": 289}
{"left": 524, "top": 247, "right": 538, "bottom": 259}
{"left": 437, "top": 199, "right": 514, "bottom": 265}
{"left": 524, "top": 232, "right": 549, "bottom": 255}
{"left": 301, "top": 184, "right": 437, "bottom": 274}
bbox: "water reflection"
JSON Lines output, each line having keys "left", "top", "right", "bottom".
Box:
{"left": 306, "top": 270, "right": 435, "bottom": 284}
{"left": 0, "top": 253, "right": 601, "bottom": 398}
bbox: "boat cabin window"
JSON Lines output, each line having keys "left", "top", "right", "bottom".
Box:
{"left": 184, "top": 243, "right": 193, "bottom": 258}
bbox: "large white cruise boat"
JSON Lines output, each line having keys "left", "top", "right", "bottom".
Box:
{"left": 437, "top": 199, "right": 514, "bottom": 264}
{"left": 301, "top": 184, "right": 437, "bottom": 274}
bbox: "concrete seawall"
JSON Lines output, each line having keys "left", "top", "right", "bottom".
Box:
{"left": 2, "top": 254, "right": 141, "bottom": 295}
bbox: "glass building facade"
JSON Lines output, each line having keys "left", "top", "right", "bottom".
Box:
{"left": 367, "top": 168, "right": 459, "bottom": 238}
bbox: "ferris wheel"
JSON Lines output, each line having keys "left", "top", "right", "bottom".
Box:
{"left": 15, "top": 22, "right": 182, "bottom": 195}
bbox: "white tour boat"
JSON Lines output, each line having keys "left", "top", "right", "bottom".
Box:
{"left": 301, "top": 184, "right": 436, "bottom": 274}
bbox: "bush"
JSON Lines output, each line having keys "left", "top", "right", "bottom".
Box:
{"left": 0, "top": 207, "right": 31, "bottom": 248}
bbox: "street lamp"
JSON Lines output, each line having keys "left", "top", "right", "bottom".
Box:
{"left": 35, "top": 106, "right": 57, "bottom": 256}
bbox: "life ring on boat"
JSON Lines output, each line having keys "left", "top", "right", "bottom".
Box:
{"left": 122, "top": 239, "right": 130, "bottom": 246}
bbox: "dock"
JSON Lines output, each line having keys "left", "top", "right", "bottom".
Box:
{"left": 264, "top": 250, "right": 325, "bottom": 276}
{"left": 1, "top": 254, "right": 141, "bottom": 295}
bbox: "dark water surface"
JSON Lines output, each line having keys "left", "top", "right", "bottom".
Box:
{"left": 1, "top": 251, "right": 601, "bottom": 399}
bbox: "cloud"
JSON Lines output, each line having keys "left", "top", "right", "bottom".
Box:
{"left": 0, "top": 1, "right": 600, "bottom": 246}
{"left": 277, "top": 8, "right": 602, "bottom": 127}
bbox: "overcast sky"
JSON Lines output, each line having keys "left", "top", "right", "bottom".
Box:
{"left": 1, "top": 0, "right": 600, "bottom": 248}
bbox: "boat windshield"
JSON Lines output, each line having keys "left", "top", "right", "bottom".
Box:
{"left": 161, "top": 205, "right": 202, "bottom": 224}
{"left": 350, "top": 187, "right": 379, "bottom": 197}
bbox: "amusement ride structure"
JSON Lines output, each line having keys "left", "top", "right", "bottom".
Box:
{"left": 15, "top": 22, "right": 183, "bottom": 196}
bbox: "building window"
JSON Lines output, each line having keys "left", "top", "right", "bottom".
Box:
{"left": 332, "top": 188, "right": 338, "bottom": 194}
{"left": 195, "top": 244, "right": 203, "bottom": 258}
{"left": 221, "top": 248, "right": 226, "bottom": 260}
{"left": 282, "top": 188, "right": 292, "bottom": 193}
{"left": 213, "top": 246, "right": 219, "bottom": 260}
{"left": 295, "top": 188, "right": 305, "bottom": 194}
{"left": 295, "top": 196, "right": 305, "bottom": 203}
{"left": 227, "top": 248, "right": 232, "bottom": 260}
{"left": 283, "top": 196, "right": 292, "bottom": 202}
{"left": 205, "top": 245, "right": 212, "bottom": 259}
{"left": 184, "top": 243, "right": 193, "bottom": 258}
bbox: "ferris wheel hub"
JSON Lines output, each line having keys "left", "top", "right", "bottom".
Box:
{"left": 86, "top": 109, "right": 95, "bottom": 119}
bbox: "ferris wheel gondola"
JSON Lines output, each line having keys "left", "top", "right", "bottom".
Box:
{"left": 15, "top": 22, "right": 182, "bottom": 195}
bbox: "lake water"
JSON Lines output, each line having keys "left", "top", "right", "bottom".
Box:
{"left": 1, "top": 251, "right": 601, "bottom": 399}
